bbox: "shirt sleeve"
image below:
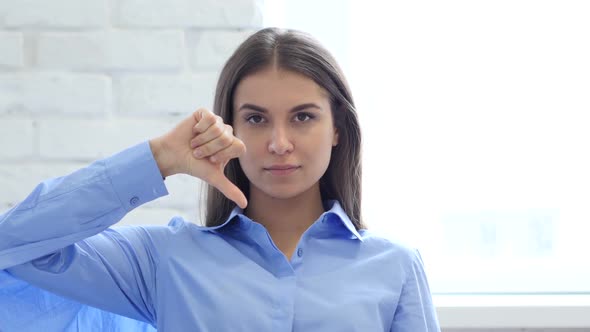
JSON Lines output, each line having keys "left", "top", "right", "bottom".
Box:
{"left": 390, "top": 249, "right": 441, "bottom": 332}
{"left": 0, "top": 141, "right": 169, "bottom": 325}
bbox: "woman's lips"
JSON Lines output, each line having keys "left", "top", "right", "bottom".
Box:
{"left": 264, "top": 165, "right": 301, "bottom": 176}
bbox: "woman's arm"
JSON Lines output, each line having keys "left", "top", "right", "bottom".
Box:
{"left": 390, "top": 249, "right": 441, "bottom": 332}
{"left": 0, "top": 142, "right": 166, "bottom": 270}
{"left": 0, "top": 142, "right": 168, "bottom": 323}
{"left": 1, "top": 107, "right": 244, "bottom": 269}
{"left": 0, "top": 108, "right": 247, "bottom": 324}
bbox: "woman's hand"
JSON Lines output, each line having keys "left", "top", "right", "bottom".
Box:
{"left": 149, "top": 108, "right": 247, "bottom": 208}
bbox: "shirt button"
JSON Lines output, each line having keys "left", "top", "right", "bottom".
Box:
{"left": 129, "top": 196, "right": 140, "bottom": 206}
{"left": 297, "top": 248, "right": 303, "bottom": 257}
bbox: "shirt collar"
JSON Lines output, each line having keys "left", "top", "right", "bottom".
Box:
{"left": 200, "top": 200, "right": 363, "bottom": 241}
{"left": 321, "top": 200, "right": 364, "bottom": 241}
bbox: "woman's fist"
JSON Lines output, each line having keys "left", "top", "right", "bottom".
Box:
{"left": 149, "top": 108, "right": 247, "bottom": 208}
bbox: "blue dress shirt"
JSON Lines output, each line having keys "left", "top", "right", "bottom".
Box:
{"left": 0, "top": 142, "right": 440, "bottom": 331}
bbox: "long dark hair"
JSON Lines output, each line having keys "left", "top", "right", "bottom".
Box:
{"left": 202, "top": 27, "right": 365, "bottom": 230}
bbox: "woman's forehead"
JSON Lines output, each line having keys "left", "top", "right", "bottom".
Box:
{"left": 233, "top": 67, "right": 329, "bottom": 107}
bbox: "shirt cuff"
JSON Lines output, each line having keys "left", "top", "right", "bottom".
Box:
{"left": 103, "top": 141, "right": 169, "bottom": 212}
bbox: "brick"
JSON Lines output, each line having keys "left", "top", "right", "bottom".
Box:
{"left": 116, "top": 0, "right": 263, "bottom": 28}
{"left": 0, "top": 32, "right": 24, "bottom": 67}
{"left": 3, "top": 0, "right": 108, "bottom": 28}
{"left": 37, "top": 117, "right": 182, "bottom": 160}
{"left": 0, "top": 73, "right": 110, "bottom": 115}
{"left": 0, "top": 118, "right": 35, "bottom": 159}
{"left": 117, "top": 73, "right": 218, "bottom": 115}
{"left": 188, "top": 30, "right": 253, "bottom": 70}
{"left": 38, "top": 31, "right": 184, "bottom": 71}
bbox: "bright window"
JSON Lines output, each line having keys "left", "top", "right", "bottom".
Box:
{"left": 265, "top": 0, "right": 590, "bottom": 294}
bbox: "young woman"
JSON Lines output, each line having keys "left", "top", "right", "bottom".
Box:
{"left": 0, "top": 28, "right": 440, "bottom": 331}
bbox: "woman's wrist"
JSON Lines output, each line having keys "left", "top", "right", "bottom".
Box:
{"left": 149, "top": 137, "right": 174, "bottom": 179}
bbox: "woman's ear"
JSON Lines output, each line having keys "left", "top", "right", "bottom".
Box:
{"left": 332, "top": 128, "right": 339, "bottom": 147}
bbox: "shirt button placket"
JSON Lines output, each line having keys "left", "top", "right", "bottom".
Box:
{"left": 297, "top": 247, "right": 303, "bottom": 258}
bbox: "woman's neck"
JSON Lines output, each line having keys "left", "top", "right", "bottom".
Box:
{"left": 244, "top": 183, "right": 325, "bottom": 258}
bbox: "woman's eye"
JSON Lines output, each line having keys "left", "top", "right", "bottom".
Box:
{"left": 295, "top": 113, "right": 314, "bottom": 122}
{"left": 246, "top": 115, "right": 264, "bottom": 124}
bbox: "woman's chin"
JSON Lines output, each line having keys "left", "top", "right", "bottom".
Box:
{"left": 256, "top": 184, "right": 310, "bottom": 201}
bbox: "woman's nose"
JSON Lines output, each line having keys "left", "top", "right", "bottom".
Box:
{"left": 268, "top": 126, "right": 294, "bottom": 155}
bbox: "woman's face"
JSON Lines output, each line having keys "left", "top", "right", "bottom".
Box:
{"left": 233, "top": 67, "right": 339, "bottom": 200}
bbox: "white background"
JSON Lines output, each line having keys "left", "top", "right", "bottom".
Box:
{"left": 267, "top": 0, "right": 590, "bottom": 295}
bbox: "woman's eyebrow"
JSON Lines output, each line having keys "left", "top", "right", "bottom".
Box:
{"left": 238, "top": 103, "right": 322, "bottom": 113}
{"left": 291, "top": 103, "right": 322, "bottom": 112}
{"left": 238, "top": 103, "right": 267, "bottom": 113}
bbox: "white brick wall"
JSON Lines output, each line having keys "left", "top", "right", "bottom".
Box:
{"left": 0, "top": 73, "right": 111, "bottom": 114}
{"left": 188, "top": 30, "right": 254, "bottom": 69}
{"left": 0, "top": 0, "right": 262, "bottom": 226}
{"left": 38, "top": 31, "right": 185, "bottom": 71}
{"left": 0, "top": 32, "right": 24, "bottom": 67}
{"left": 117, "top": 72, "right": 218, "bottom": 114}
{"left": 0, "top": 117, "right": 35, "bottom": 158}
{"left": 115, "top": 0, "right": 263, "bottom": 28}
{"left": 2, "top": 0, "right": 108, "bottom": 28}
{"left": 37, "top": 117, "right": 178, "bottom": 159}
